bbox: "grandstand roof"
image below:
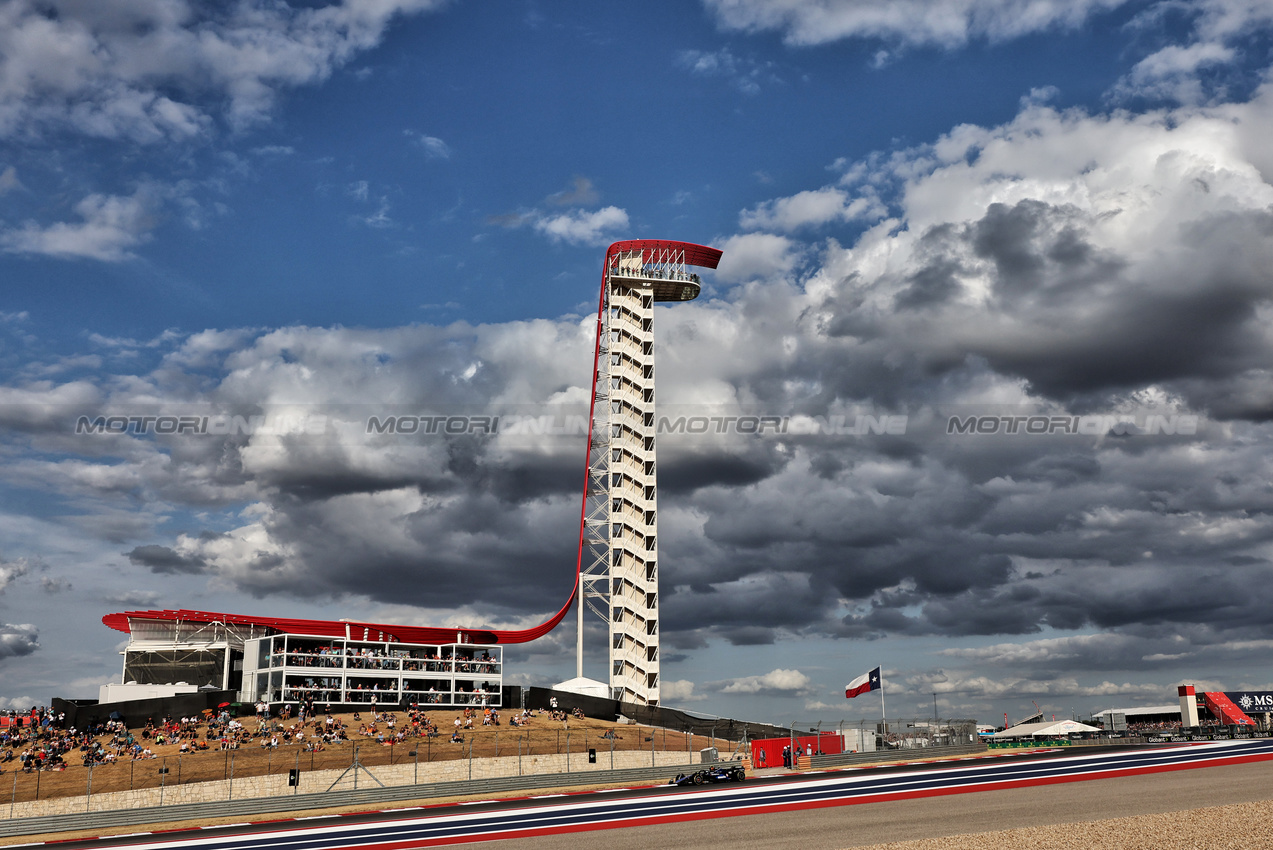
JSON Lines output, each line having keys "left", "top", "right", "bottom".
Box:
{"left": 102, "top": 607, "right": 568, "bottom": 645}
{"left": 1092, "top": 705, "right": 1181, "bottom": 718}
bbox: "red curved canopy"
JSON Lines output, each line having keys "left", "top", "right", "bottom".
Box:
{"left": 104, "top": 239, "right": 720, "bottom": 649}
{"left": 604, "top": 239, "right": 723, "bottom": 270}
{"left": 103, "top": 598, "right": 574, "bottom": 646}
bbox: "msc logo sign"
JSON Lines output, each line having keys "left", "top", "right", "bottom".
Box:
{"left": 1231, "top": 692, "right": 1273, "bottom": 712}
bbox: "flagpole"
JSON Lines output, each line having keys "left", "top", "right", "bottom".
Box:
{"left": 879, "top": 665, "right": 887, "bottom": 736}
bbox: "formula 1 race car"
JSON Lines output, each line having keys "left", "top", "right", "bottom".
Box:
{"left": 668, "top": 764, "right": 746, "bottom": 786}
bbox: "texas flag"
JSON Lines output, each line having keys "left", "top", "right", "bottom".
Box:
{"left": 845, "top": 667, "right": 882, "bottom": 699}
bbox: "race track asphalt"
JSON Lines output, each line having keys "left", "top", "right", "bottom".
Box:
{"left": 451, "top": 757, "right": 1273, "bottom": 850}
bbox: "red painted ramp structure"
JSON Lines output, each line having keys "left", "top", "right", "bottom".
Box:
{"left": 1201, "top": 691, "right": 1256, "bottom": 725}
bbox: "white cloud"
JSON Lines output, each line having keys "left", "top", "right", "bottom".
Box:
{"left": 0, "top": 0, "right": 450, "bottom": 143}
{"left": 406, "top": 131, "right": 452, "bottom": 159}
{"left": 0, "top": 697, "right": 38, "bottom": 711}
{"left": 546, "top": 177, "right": 600, "bottom": 207}
{"left": 0, "top": 165, "right": 21, "bottom": 195}
{"left": 661, "top": 679, "right": 705, "bottom": 701}
{"left": 39, "top": 576, "right": 71, "bottom": 593}
{"left": 532, "top": 206, "right": 629, "bottom": 246}
{"left": 1114, "top": 42, "right": 1237, "bottom": 104}
{"left": 701, "top": 0, "right": 1129, "bottom": 48}
{"left": 713, "top": 232, "right": 802, "bottom": 282}
{"left": 0, "top": 186, "right": 159, "bottom": 261}
{"left": 677, "top": 47, "right": 775, "bottom": 94}
{"left": 907, "top": 670, "right": 1163, "bottom": 700}
{"left": 740, "top": 187, "right": 884, "bottom": 232}
{"left": 0, "top": 558, "right": 30, "bottom": 594}
{"left": 718, "top": 668, "right": 811, "bottom": 694}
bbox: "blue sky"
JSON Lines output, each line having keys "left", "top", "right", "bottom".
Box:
{"left": 4, "top": 0, "right": 1273, "bottom": 729}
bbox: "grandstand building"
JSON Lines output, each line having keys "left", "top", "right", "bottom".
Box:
{"left": 102, "top": 609, "right": 503, "bottom": 709}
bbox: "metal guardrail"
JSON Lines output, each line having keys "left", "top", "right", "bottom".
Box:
{"left": 0, "top": 760, "right": 723, "bottom": 839}
{"left": 806, "top": 742, "right": 987, "bottom": 770}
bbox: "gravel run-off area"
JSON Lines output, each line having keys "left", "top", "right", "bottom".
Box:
{"left": 859, "top": 799, "right": 1273, "bottom": 850}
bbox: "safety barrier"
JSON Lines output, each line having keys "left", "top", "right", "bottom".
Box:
{"left": 807, "top": 742, "right": 986, "bottom": 769}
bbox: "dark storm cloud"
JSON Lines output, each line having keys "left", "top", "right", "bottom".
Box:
{"left": 125, "top": 544, "right": 207, "bottom": 575}
{"left": 265, "top": 470, "right": 433, "bottom": 501}
{"left": 931, "top": 202, "right": 1272, "bottom": 404}
{"left": 658, "top": 449, "right": 787, "bottom": 495}
{"left": 894, "top": 223, "right": 967, "bottom": 309}
{"left": 0, "top": 624, "right": 38, "bottom": 660}
{"left": 814, "top": 200, "right": 1273, "bottom": 415}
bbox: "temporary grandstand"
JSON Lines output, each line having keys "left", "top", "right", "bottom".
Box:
{"left": 98, "top": 240, "right": 723, "bottom": 711}
{"left": 1091, "top": 705, "right": 1181, "bottom": 731}
{"left": 1095, "top": 688, "right": 1272, "bottom": 731}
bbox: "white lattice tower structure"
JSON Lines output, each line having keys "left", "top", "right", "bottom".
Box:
{"left": 575, "top": 240, "right": 722, "bottom": 705}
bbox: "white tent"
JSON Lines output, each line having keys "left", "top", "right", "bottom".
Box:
{"left": 552, "top": 676, "right": 609, "bottom": 699}
{"left": 993, "top": 719, "right": 1102, "bottom": 739}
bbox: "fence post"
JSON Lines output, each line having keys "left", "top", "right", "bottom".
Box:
{"left": 86, "top": 764, "right": 93, "bottom": 812}
{"left": 565, "top": 732, "right": 570, "bottom": 774}
{"left": 468, "top": 737, "right": 473, "bottom": 781}
{"left": 228, "top": 752, "right": 235, "bottom": 800}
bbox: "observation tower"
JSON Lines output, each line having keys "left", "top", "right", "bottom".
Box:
{"left": 101, "top": 239, "right": 722, "bottom": 713}
{"left": 574, "top": 239, "right": 723, "bottom": 705}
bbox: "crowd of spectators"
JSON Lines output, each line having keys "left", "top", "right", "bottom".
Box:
{"left": 1, "top": 706, "right": 74, "bottom": 772}
{"left": 271, "top": 645, "right": 499, "bottom": 676}
{"left": 2, "top": 700, "right": 583, "bottom": 774}
{"left": 1124, "top": 720, "right": 1183, "bottom": 733}
{"left": 273, "top": 680, "right": 497, "bottom": 707}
